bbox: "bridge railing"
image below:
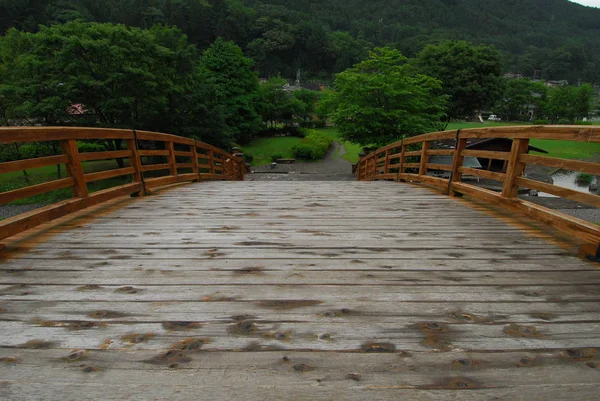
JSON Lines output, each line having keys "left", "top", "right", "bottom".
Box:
{"left": 0, "top": 127, "right": 244, "bottom": 241}
{"left": 356, "top": 125, "right": 600, "bottom": 251}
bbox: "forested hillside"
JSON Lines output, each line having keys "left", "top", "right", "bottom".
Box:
{"left": 1, "top": 0, "right": 599, "bottom": 83}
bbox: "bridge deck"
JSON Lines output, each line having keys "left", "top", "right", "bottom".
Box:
{"left": 1, "top": 181, "right": 599, "bottom": 400}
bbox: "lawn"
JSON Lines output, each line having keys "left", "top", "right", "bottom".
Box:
{"left": 0, "top": 159, "right": 132, "bottom": 205}
{"left": 444, "top": 121, "right": 600, "bottom": 160}
{"left": 529, "top": 139, "right": 600, "bottom": 160}
{"left": 241, "top": 128, "right": 364, "bottom": 166}
{"left": 241, "top": 136, "right": 302, "bottom": 166}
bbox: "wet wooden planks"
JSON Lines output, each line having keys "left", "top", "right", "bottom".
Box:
{"left": 1, "top": 181, "right": 600, "bottom": 401}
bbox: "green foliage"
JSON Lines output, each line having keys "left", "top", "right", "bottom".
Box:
{"left": 329, "top": 47, "right": 447, "bottom": 146}
{"left": 494, "top": 79, "right": 548, "bottom": 121}
{"left": 1, "top": 1, "right": 600, "bottom": 82}
{"left": 291, "top": 130, "right": 333, "bottom": 160}
{"left": 577, "top": 173, "right": 593, "bottom": 185}
{"left": 270, "top": 153, "right": 283, "bottom": 162}
{"left": 416, "top": 41, "right": 502, "bottom": 120}
{"left": 241, "top": 136, "right": 302, "bottom": 166}
{"left": 198, "top": 38, "right": 263, "bottom": 145}
{"left": 258, "top": 76, "right": 302, "bottom": 128}
{"left": 542, "top": 84, "right": 595, "bottom": 123}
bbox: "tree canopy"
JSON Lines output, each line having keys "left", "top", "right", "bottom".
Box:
{"left": 416, "top": 41, "right": 503, "bottom": 120}
{"left": 329, "top": 47, "right": 447, "bottom": 146}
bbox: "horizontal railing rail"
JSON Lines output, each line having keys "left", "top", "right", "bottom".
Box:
{"left": 356, "top": 125, "right": 600, "bottom": 253}
{"left": 0, "top": 127, "right": 244, "bottom": 242}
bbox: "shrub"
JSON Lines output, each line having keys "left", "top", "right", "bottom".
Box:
{"left": 243, "top": 153, "right": 254, "bottom": 164}
{"left": 532, "top": 119, "right": 550, "bottom": 125}
{"left": 78, "top": 141, "right": 107, "bottom": 153}
{"left": 577, "top": 173, "right": 593, "bottom": 185}
{"left": 291, "top": 130, "right": 333, "bottom": 160}
{"left": 270, "top": 153, "right": 283, "bottom": 162}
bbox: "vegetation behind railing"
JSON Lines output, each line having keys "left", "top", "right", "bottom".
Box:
{"left": 356, "top": 125, "right": 600, "bottom": 253}
{"left": 0, "top": 127, "right": 245, "bottom": 242}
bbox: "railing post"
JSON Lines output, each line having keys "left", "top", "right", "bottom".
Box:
{"left": 502, "top": 138, "right": 530, "bottom": 198}
{"left": 209, "top": 150, "right": 215, "bottom": 175}
{"left": 397, "top": 140, "right": 406, "bottom": 182}
{"left": 126, "top": 135, "right": 147, "bottom": 196}
{"left": 418, "top": 141, "right": 430, "bottom": 177}
{"left": 167, "top": 141, "right": 177, "bottom": 177}
{"left": 191, "top": 141, "right": 200, "bottom": 182}
{"left": 60, "top": 139, "right": 88, "bottom": 198}
{"left": 384, "top": 149, "right": 390, "bottom": 176}
{"left": 449, "top": 135, "right": 468, "bottom": 196}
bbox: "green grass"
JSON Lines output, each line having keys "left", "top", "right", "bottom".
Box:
{"left": 529, "top": 139, "right": 600, "bottom": 160}
{"left": 445, "top": 121, "right": 531, "bottom": 130}
{"left": 1, "top": 159, "right": 133, "bottom": 206}
{"left": 241, "top": 136, "right": 302, "bottom": 166}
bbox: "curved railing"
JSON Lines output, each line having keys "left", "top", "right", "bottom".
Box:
{"left": 356, "top": 125, "right": 600, "bottom": 253}
{"left": 0, "top": 127, "right": 244, "bottom": 242}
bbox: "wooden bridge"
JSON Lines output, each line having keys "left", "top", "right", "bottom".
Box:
{"left": 1, "top": 126, "right": 600, "bottom": 400}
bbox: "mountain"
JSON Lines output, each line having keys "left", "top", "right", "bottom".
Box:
{"left": 1, "top": 0, "right": 599, "bottom": 82}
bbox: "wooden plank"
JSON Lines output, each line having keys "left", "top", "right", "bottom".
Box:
{"left": 459, "top": 125, "right": 600, "bottom": 142}
{"left": 0, "top": 183, "right": 142, "bottom": 241}
{"left": 176, "top": 163, "right": 194, "bottom": 169}
{"left": 140, "top": 163, "right": 171, "bottom": 172}
{"left": 60, "top": 139, "right": 88, "bottom": 198}
{"left": 167, "top": 141, "right": 177, "bottom": 176}
{"left": 126, "top": 138, "right": 145, "bottom": 195}
{"left": 84, "top": 167, "right": 135, "bottom": 183}
{"left": 135, "top": 130, "right": 195, "bottom": 145}
{"left": 402, "top": 163, "right": 420, "bottom": 169}
{"left": 461, "top": 149, "right": 510, "bottom": 161}
{"left": 144, "top": 174, "right": 198, "bottom": 189}
{"left": 418, "top": 141, "right": 430, "bottom": 176}
{"left": 403, "top": 151, "right": 421, "bottom": 157}
{"left": 450, "top": 182, "right": 600, "bottom": 244}
{"left": 403, "top": 130, "right": 457, "bottom": 145}
{"left": 427, "top": 149, "right": 455, "bottom": 156}
{"left": 0, "top": 154, "right": 68, "bottom": 174}
{"left": 459, "top": 167, "right": 506, "bottom": 181}
{"left": 516, "top": 177, "right": 600, "bottom": 208}
{"left": 502, "top": 138, "right": 529, "bottom": 198}
{"left": 0, "top": 127, "right": 133, "bottom": 144}
{"left": 174, "top": 151, "right": 193, "bottom": 157}
{"left": 427, "top": 163, "right": 453, "bottom": 172}
{"left": 138, "top": 150, "right": 169, "bottom": 157}
{"left": 520, "top": 154, "right": 600, "bottom": 176}
{"left": 0, "top": 178, "right": 74, "bottom": 205}
{"left": 79, "top": 150, "right": 131, "bottom": 162}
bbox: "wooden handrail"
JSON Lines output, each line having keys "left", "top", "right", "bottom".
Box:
{"left": 356, "top": 125, "right": 600, "bottom": 252}
{"left": 0, "top": 126, "right": 244, "bottom": 242}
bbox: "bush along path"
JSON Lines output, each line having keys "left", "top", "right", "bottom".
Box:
{"left": 248, "top": 141, "right": 356, "bottom": 181}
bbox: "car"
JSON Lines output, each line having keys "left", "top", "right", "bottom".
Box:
{"left": 488, "top": 114, "right": 501, "bottom": 121}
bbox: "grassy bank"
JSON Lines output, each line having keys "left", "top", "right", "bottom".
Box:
{"left": 0, "top": 159, "right": 132, "bottom": 205}
{"left": 242, "top": 128, "right": 363, "bottom": 166}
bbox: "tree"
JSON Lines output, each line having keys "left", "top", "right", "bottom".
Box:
{"left": 257, "top": 76, "right": 305, "bottom": 128}
{"left": 199, "top": 38, "right": 262, "bottom": 144}
{"left": 416, "top": 40, "right": 502, "bottom": 120}
{"left": 542, "top": 84, "right": 595, "bottom": 123}
{"left": 494, "top": 79, "right": 547, "bottom": 121}
{"left": 329, "top": 47, "right": 447, "bottom": 146}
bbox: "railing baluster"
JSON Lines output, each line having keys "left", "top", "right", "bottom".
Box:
{"left": 167, "top": 141, "right": 177, "bottom": 177}
{"left": 191, "top": 142, "right": 200, "bottom": 182}
{"left": 502, "top": 138, "right": 530, "bottom": 198}
{"left": 397, "top": 141, "right": 406, "bottom": 182}
{"left": 60, "top": 138, "right": 89, "bottom": 198}
{"left": 126, "top": 137, "right": 146, "bottom": 196}
{"left": 418, "top": 141, "right": 430, "bottom": 177}
{"left": 449, "top": 136, "right": 468, "bottom": 196}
